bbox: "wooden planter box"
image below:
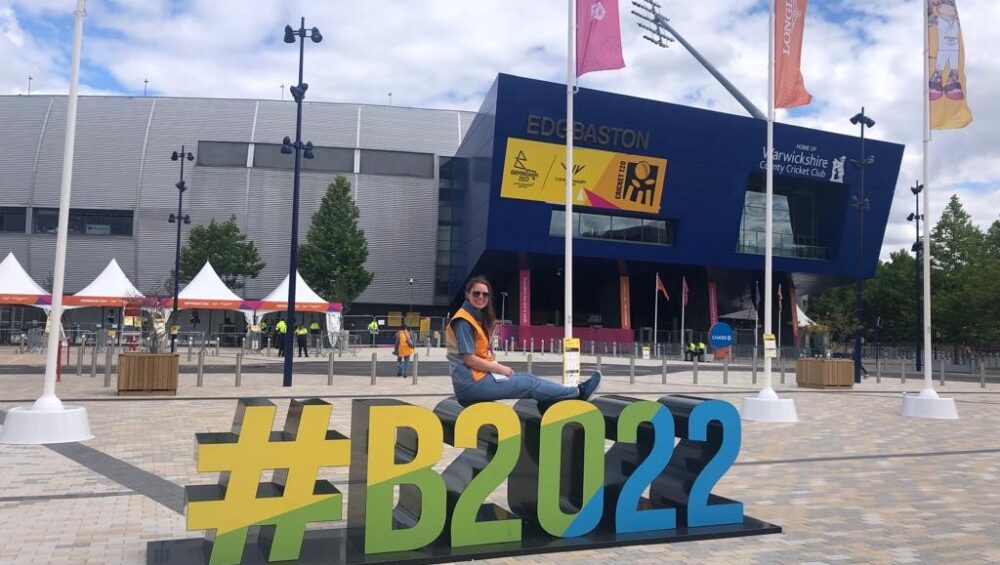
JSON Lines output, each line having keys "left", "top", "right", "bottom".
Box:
{"left": 795, "top": 358, "right": 854, "bottom": 389}
{"left": 117, "top": 353, "right": 179, "bottom": 396}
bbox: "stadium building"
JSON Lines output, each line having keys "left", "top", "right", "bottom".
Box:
{"left": 0, "top": 74, "right": 903, "bottom": 345}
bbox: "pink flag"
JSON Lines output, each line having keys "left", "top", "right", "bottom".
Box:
{"left": 682, "top": 276, "right": 689, "bottom": 307}
{"left": 775, "top": 0, "right": 812, "bottom": 108}
{"left": 576, "top": 0, "right": 625, "bottom": 76}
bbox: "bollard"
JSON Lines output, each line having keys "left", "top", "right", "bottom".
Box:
{"left": 327, "top": 352, "right": 335, "bottom": 386}
{"left": 980, "top": 364, "right": 986, "bottom": 389}
{"left": 76, "top": 344, "right": 84, "bottom": 376}
{"left": 522, "top": 339, "right": 527, "bottom": 352}
{"left": 780, "top": 358, "right": 786, "bottom": 384}
{"left": 939, "top": 358, "right": 945, "bottom": 386}
{"left": 527, "top": 353, "right": 533, "bottom": 374}
{"left": 425, "top": 338, "right": 431, "bottom": 358}
{"left": 876, "top": 356, "right": 882, "bottom": 384}
{"left": 530, "top": 338, "right": 535, "bottom": 355}
{"left": 196, "top": 349, "right": 205, "bottom": 387}
{"left": 723, "top": 356, "right": 729, "bottom": 384}
{"left": 660, "top": 356, "right": 667, "bottom": 384}
{"left": 629, "top": 355, "right": 636, "bottom": 385}
{"left": 235, "top": 351, "right": 243, "bottom": 387}
{"left": 900, "top": 358, "right": 906, "bottom": 384}
{"left": 693, "top": 357, "right": 699, "bottom": 384}
{"left": 266, "top": 337, "right": 271, "bottom": 357}
{"left": 187, "top": 338, "right": 193, "bottom": 362}
{"left": 214, "top": 338, "right": 220, "bottom": 356}
{"left": 551, "top": 338, "right": 555, "bottom": 354}
{"left": 370, "top": 352, "right": 378, "bottom": 385}
{"left": 90, "top": 345, "right": 98, "bottom": 378}
{"left": 613, "top": 343, "right": 618, "bottom": 357}
{"left": 590, "top": 341, "right": 595, "bottom": 356}
{"left": 597, "top": 354, "right": 602, "bottom": 373}
{"left": 412, "top": 352, "right": 419, "bottom": 385}
{"left": 104, "top": 347, "right": 113, "bottom": 388}
{"left": 751, "top": 355, "right": 757, "bottom": 385}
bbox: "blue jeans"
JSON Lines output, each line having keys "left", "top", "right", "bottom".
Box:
{"left": 396, "top": 356, "right": 412, "bottom": 376}
{"left": 454, "top": 372, "right": 580, "bottom": 403}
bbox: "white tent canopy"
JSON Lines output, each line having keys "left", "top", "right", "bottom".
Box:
{"left": 0, "top": 252, "right": 50, "bottom": 311}
{"left": 66, "top": 258, "right": 142, "bottom": 308}
{"left": 176, "top": 261, "right": 243, "bottom": 307}
{"left": 797, "top": 304, "right": 816, "bottom": 327}
{"left": 0, "top": 252, "right": 49, "bottom": 297}
{"left": 718, "top": 305, "right": 816, "bottom": 327}
{"left": 256, "top": 271, "right": 328, "bottom": 312}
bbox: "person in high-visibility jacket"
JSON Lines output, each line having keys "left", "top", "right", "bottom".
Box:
{"left": 275, "top": 319, "right": 288, "bottom": 357}
{"left": 393, "top": 327, "right": 417, "bottom": 377}
{"left": 367, "top": 318, "right": 379, "bottom": 347}
{"left": 446, "top": 276, "right": 601, "bottom": 405}
{"left": 686, "top": 341, "right": 698, "bottom": 362}
{"left": 295, "top": 323, "right": 309, "bottom": 358}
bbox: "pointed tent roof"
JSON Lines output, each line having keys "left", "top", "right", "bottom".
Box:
{"left": 0, "top": 252, "right": 50, "bottom": 306}
{"left": 65, "top": 258, "right": 142, "bottom": 307}
{"left": 174, "top": 261, "right": 243, "bottom": 310}
{"left": 257, "top": 272, "right": 329, "bottom": 313}
{"left": 797, "top": 304, "right": 816, "bottom": 327}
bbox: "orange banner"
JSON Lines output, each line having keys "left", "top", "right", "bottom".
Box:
{"left": 63, "top": 295, "right": 129, "bottom": 308}
{"left": 927, "top": 0, "right": 972, "bottom": 129}
{"left": 0, "top": 294, "right": 44, "bottom": 305}
{"left": 258, "top": 301, "right": 329, "bottom": 313}
{"left": 775, "top": 0, "right": 812, "bottom": 108}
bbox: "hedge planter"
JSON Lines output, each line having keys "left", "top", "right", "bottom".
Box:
{"left": 117, "top": 353, "right": 179, "bottom": 396}
{"left": 795, "top": 358, "right": 854, "bottom": 389}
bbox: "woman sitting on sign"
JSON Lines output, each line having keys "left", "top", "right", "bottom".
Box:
{"left": 447, "top": 275, "right": 601, "bottom": 406}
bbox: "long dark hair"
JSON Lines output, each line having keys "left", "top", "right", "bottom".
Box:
{"left": 464, "top": 275, "right": 497, "bottom": 335}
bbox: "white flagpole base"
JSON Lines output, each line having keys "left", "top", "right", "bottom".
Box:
{"left": 900, "top": 387, "right": 958, "bottom": 420}
{"left": 741, "top": 388, "right": 798, "bottom": 422}
{"left": 0, "top": 405, "right": 93, "bottom": 444}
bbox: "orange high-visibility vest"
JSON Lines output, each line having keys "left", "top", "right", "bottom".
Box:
{"left": 446, "top": 309, "right": 494, "bottom": 381}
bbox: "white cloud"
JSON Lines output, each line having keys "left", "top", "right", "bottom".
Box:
{"left": 1, "top": 0, "right": 998, "bottom": 260}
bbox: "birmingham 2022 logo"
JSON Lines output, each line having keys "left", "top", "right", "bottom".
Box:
{"left": 182, "top": 395, "right": 778, "bottom": 564}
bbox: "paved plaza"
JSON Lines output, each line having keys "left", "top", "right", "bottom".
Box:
{"left": 1, "top": 348, "right": 998, "bottom": 564}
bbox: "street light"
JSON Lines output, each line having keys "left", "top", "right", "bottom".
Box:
{"left": 280, "top": 17, "right": 321, "bottom": 387}
{"left": 499, "top": 291, "right": 508, "bottom": 323}
{"left": 168, "top": 147, "right": 193, "bottom": 354}
{"left": 407, "top": 277, "right": 415, "bottom": 327}
{"left": 908, "top": 180, "right": 924, "bottom": 371}
{"left": 849, "top": 107, "right": 875, "bottom": 384}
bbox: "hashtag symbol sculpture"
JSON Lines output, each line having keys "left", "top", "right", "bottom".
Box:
{"left": 186, "top": 398, "right": 350, "bottom": 565}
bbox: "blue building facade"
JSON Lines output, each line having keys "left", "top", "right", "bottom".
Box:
{"left": 450, "top": 74, "right": 903, "bottom": 346}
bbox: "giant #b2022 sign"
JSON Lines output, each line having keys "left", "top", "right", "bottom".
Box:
{"left": 154, "top": 395, "right": 779, "bottom": 565}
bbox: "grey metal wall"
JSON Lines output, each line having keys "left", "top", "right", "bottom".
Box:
{"left": 0, "top": 95, "right": 474, "bottom": 308}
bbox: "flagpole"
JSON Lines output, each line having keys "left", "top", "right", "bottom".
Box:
{"left": 740, "top": 0, "right": 797, "bottom": 422}
{"left": 902, "top": 0, "right": 957, "bottom": 419}
{"left": 564, "top": 0, "right": 574, "bottom": 343}
{"left": 777, "top": 286, "right": 782, "bottom": 359}
{"left": 680, "top": 277, "right": 686, "bottom": 359}
{"left": 654, "top": 273, "right": 659, "bottom": 354}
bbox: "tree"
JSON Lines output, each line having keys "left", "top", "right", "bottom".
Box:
{"left": 930, "top": 195, "right": 982, "bottom": 275}
{"left": 861, "top": 250, "right": 918, "bottom": 344}
{"left": 178, "top": 215, "right": 264, "bottom": 290}
{"left": 299, "top": 176, "right": 374, "bottom": 309}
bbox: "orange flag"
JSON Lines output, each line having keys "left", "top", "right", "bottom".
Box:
{"left": 775, "top": 0, "right": 812, "bottom": 108}
{"left": 656, "top": 274, "right": 670, "bottom": 301}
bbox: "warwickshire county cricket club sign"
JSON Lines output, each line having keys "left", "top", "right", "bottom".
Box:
{"left": 148, "top": 396, "right": 779, "bottom": 564}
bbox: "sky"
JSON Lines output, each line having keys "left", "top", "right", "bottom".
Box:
{"left": 2, "top": 0, "right": 998, "bottom": 261}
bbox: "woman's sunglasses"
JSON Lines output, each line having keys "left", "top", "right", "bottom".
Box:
{"left": 471, "top": 290, "right": 490, "bottom": 298}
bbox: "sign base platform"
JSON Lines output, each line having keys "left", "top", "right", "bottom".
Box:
{"left": 901, "top": 388, "right": 959, "bottom": 419}
{"left": 148, "top": 516, "right": 781, "bottom": 565}
{"left": 0, "top": 405, "right": 92, "bottom": 444}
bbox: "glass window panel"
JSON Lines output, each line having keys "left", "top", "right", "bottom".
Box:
{"left": 609, "top": 216, "right": 642, "bottom": 241}
{"left": 0, "top": 207, "right": 26, "bottom": 233}
{"left": 197, "top": 141, "right": 248, "bottom": 167}
{"left": 360, "top": 149, "right": 435, "bottom": 178}
{"left": 302, "top": 146, "right": 354, "bottom": 172}
{"left": 579, "top": 213, "right": 611, "bottom": 238}
{"left": 33, "top": 208, "right": 132, "bottom": 236}
{"left": 253, "top": 143, "right": 294, "bottom": 169}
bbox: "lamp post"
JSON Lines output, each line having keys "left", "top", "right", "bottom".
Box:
{"left": 280, "top": 17, "right": 321, "bottom": 388}
{"left": 407, "top": 277, "right": 415, "bottom": 326}
{"left": 849, "top": 107, "right": 875, "bottom": 384}
{"left": 907, "top": 180, "right": 924, "bottom": 371}
{"left": 500, "top": 291, "right": 508, "bottom": 322}
{"left": 168, "top": 147, "right": 193, "bottom": 353}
